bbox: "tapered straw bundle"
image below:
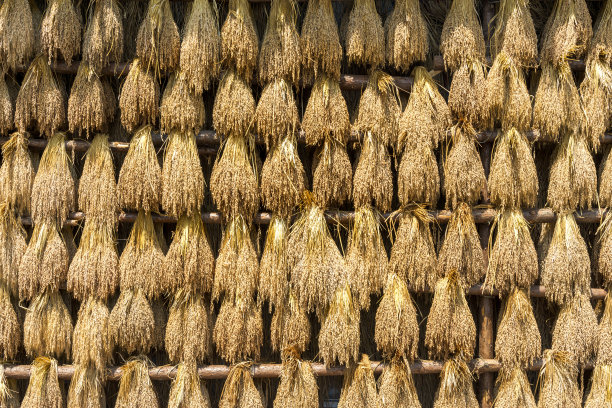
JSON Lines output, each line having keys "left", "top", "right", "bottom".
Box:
{"left": 398, "top": 143, "right": 440, "bottom": 207}
{"left": 67, "top": 364, "right": 106, "bottom": 408}
{"left": 378, "top": 359, "right": 421, "bottom": 408}
{"left": 552, "top": 294, "right": 597, "bottom": 365}
{"left": 23, "top": 290, "right": 73, "bottom": 359}
{"left": 495, "top": 289, "right": 541, "bottom": 368}
{"left": 41, "top": 0, "right": 82, "bottom": 64}
{"left": 319, "top": 283, "right": 360, "bottom": 366}
{"left": 385, "top": 0, "right": 428, "bottom": 71}
{"left": 585, "top": 364, "right": 612, "bottom": 408}
{"left": 0, "top": 365, "right": 19, "bottom": 408}
{"left": 160, "top": 73, "right": 205, "bottom": 134}
{"left": 602, "top": 148, "right": 612, "bottom": 208}
{"left": 68, "top": 63, "right": 110, "bottom": 136}
{"left": 213, "top": 70, "right": 255, "bottom": 137}
{"left": 354, "top": 134, "right": 392, "bottom": 208}
{"left": 180, "top": 0, "right": 220, "bottom": 94}
{"left": 300, "top": 0, "right": 342, "bottom": 80}
{"left": 0, "top": 76, "right": 13, "bottom": 135}
{"left": 213, "top": 296, "right": 263, "bottom": 363}
{"left": 273, "top": 353, "right": 318, "bottom": 408}
{"left": 580, "top": 57, "right": 612, "bottom": 151}
{"left": 166, "top": 291, "right": 213, "bottom": 363}
{"left": 596, "top": 294, "right": 612, "bottom": 365}
{"left": 493, "top": 367, "right": 536, "bottom": 408}
{"left": 0, "top": 0, "right": 35, "bottom": 72}
{"left": 425, "top": 271, "right": 476, "bottom": 360}
{"left": 168, "top": 362, "right": 212, "bottom": 408}
{"left": 433, "top": 358, "right": 478, "bottom": 408}
{"left": 220, "top": 0, "right": 259, "bottom": 81}
{"left": 219, "top": 364, "right": 264, "bottom": 408}
{"left": 537, "top": 350, "right": 581, "bottom": 408}
{"left": 136, "top": 0, "right": 180, "bottom": 75}
{"left": 312, "top": 138, "right": 352, "bottom": 208}
{"left": 72, "top": 298, "right": 112, "bottom": 371}
{"left": 337, "top": 357, "right": 377, "bottom": 408}
{"left": 302, "top": 75, "right": 350, "bottom": 146}
{"left": 598, "top": 214, "right": 612, "bottom": 287}
{"left": 540, "top": 0, "right": 592, "bottom": 65}
{"left": 82, "top": 0, "right": 123, "bottom": 74}
{"left": 254, "top": 78, "right": 299, "bottom": 149}
{"left": 270, "top": 291, "right": 310, "bottom": 353}
{"left": 491, "top": 0, "right": 537, "bottom": 66}
{"left": 0, "top": 131, "right": 34, "bottom": 215}
{"left": 21, "top": 357, "right": 64, "bottom": 408}
{"left": 0, "top": 283, "right": 20, "bottom": 360}
{"left": 345, "top": 0, "right": 384, "bottom": 68}
{"left": 0, "top": 207, "right": 25, "bottom": 298}
{"left": 440, "top": 0, "right": 485, "bottom": 72}
{"left": 260, "top": 216, "right": 290, "bottom": 311}
{"left": 119, "top": 59, "right": 160, "bottom": 133}
{"left": 375, "top": 273, "right": 419, "bottom": 360}
{"left": 448, "top": 61, "right": 490, "bottom": 128}
{"left": 115, "top": 358, "right": 159, "bottom": 408}
{"left": 110, "top": 289, "right": 157, "bottom": 355}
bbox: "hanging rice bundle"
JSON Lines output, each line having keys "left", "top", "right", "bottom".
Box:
{"left": 548, "top": 132, "right": 597, "bottom": 212}
{"left": 443, "top": 126, "right": 486, "bottom": 209}
{"left": 388, "top": 208, "right": 438, "bottom": 291}
{"left": 109, "top": 289, "right": 156, "bottom": 355}
{"left": 270, "top": 290, "right": 310, "bottom": 354}
{"left": 488, "top": 128, "right": 538, "bottom": 209}
{"left": 117, "top": 126, "right": 161, "bottom": 213}
{"left": 14, "top": 56, "right": 66, "bottom": 137}
{"left": 585, "top": 364, "right": 612, "bottom": 408}
{"left": 160, "top": 74, "right": 205, "bottom": 134}
{"left": 432, "top": 358, "right": 478, "bottom": 408}
{"left": 259, "top": 0, "right": 300, "bottom": 85}
{"left": 440, "top": 0, "right": 485, "bottom": 72}
{"left": 495, "top": 289, "right": 541, "bottom": 368}
{"left": 260, "top": 135, "right": 306, "bottom": 217}
{"left": 0, "top": 207, "right": 25, "bottom": 298}
{"left": 0, "top": 75, "right": 13, "bottom": 135}
{"left": 180, "top": 0, "right": 220, "bottom": 94}
{"left": 589, "top": 0, "right": 612, "bottom": 61}
{"left": 596, "top": 294, "right": 612, "bottom": 364}
{"left": 213, "top": 295, "right": 263, "bottom": 363}
{"left": 537, "top": 350, "right": 581, "bottom": 408}
{"left": 118, "top": 59, "right": 160, "bottom": 133}
{"left": 541, "top": 212, "right": 591, "bottom": 304}
{"left": 0, "top": 0, "right": 35, "bottom": 72}
{"left": 580, "top": 58, "right": 612, "bottom": 151}
{"left": 220, "top": 0, "right": 259, "bottom": 81}
{"left": 337, "top": 355, "right": 377, "bottom": 408}
{"left": 72, "top": 297, "right": 112, "bottom": 372}
{"left": 438, "top": 203, "right": 485, "bottom": 289}
{"left": 40, "top": 0, "right": 81, "bottom": 64}
{"left": 78, "top": 134, "right": 117, "bottom": 221}
{"left": 312, "top": 138, "right": 352, "bottom": 208}
{"left": 136, "top": 0, "right": 180, "bottom": 75}
{"left": 0, "top": 365, "right": 19, "bottom": 408}
{"left": 212, "top": 70, "right": 255, "bottom": 138}
{"left": 115, "top": 358, "right": 159, "bottom": 408}
{"left": 0, "top": 283, "right": 20, "bottom": 360}
{"left": 260, "top": 216, "right": 290, "bottom": 311}
{"left": 213, "top": 215, "right": 258, "bottom": 301}
{"left": 168, "top": 362, "right": 211, "bottom": 408}
{"left": 345, "top": 0, "right": 384, "bottom": 68}
{"left": 552, "top": 294, "right": 597, "bottom": 365}
{"left": 353, "top": 136, "right": 393, "bottom": 212}
{"left": 300, "top": 0, "right": 342, "bottom": 80}
{"left": 288, "top": 197, "right": 347, "bottom": 313}
{"left": 486, "top": 210, "right": 538, "bottom": 295}
{"left": 398, "top": 67, "right": 451, "bottom": 152}
{"left": 68, "top": 63, "right": 108, "bottom": 136}
{"left": 533, "top": 62, "right": 582, "bottom": 141}
{"left": 273, "top": 352, "right": 318, "bottom": 408}
{"left": 355, "top": 71, "right": 400, "bottom": 147}
{"left": 67, "top": 363, "right": 105, "bottom": 408}
{"left": 166, "top": 290, "right": 213, "bottom": 363}
{"left": 378, "top": 359, "right": 421, "bottom": 408}
{"left": 0, "top": 131, "right": 33, "bottom": 214}
{"left": 398, "top": 143, "right": 440, "bottom": 207}
{"left": 425, "top": 270, "right": 476, "bottom": 360}
{"left": 601, "top": 148, "right": 612, "bottom": 208}
{"left": 493, "top": 367, "right": 536, "bottom": 408}
{"left": 219, "top": 363, "right": 264, "bottom": 408}
{"left": 598, "top": 214, "right": 612, "bottom": 289}
{"left": 448, "top": 61, "right": 490, "bottom": 128}
{"left": 384, "top": 0, "right": 428, "bottom": 72}
{"left": 302, "top": 75, "right": 350, "bottom": 146}
{"left": 540, "top": 0, "right": 592, "bottom": 65}
{"left": 345, "top": 205, "right": 387, "bottom": 310}
{"left": 21, "top": 357, "right": 64, "bottom": 408}
{"left": 161, "top": 131, "right": 205, "bottom": 217}
{"left": 255, "top": 78, "right": 299, "bottom": 149}
{"left": 375, "top": 273, "right": 419, "bottom": 360}
{"left": 82, "top": 0, "right": 123, "bottom": 73}
{"left": 319, "top": 283, "right": 360, "bottom": 366}
{"left": 23, "top": 290, "right": 72, "bottom": 358}
{"left": 491, "top": 0, "right": 537, "bottom": 66}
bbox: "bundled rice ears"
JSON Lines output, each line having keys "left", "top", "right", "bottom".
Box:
{"left": 255, "top": 78, "right": 299, "bottom": 149}
{"left": 585, "top": 364, "right": 612, "bottom": 408}
{"left": 302, "top": 75, "right": 350, "bottom": 146}
{"left": 166, "top": 290, "right": 213, "bottom": 363}
{"left": 440, "top": 0, "right": 485, "bottom": 72}
{"left": 537, "top": 350, "right": 582, "bottom": 408}
{"left": 109, "top": 288, "right": 158, "bottom": 355}
{"left": 300, "top": 0, "right": 342, "bottom": 81}
{"left": 270, "top": 290, "right": 310, "bottom": 353}
{"left": 220, "top": 0, "right": 259, "bottom": 82}
{"left": 213, "top": 295, "right": 263, "bottom": 363}
{"left": 0, "top": 206, "right": 26, "bottom": 300}
{"left": 0, "top": 0, "right": 35, "bottom": 72}
{"left": 67, "top": 363, "right": 106, "bottom": 408}
{"left": 136, "top": 0, "right": 180, "bottom": 76}
{"left": 0, "top": 131, "right": 34, "bottom": 214}
{"left": 540, "top": 0, "right": 592, "bottom": 65}
{"left": 273, "top": 351, "right": 318, "bottom": 408}
{"left": 601, "top": 147, "right": 612, "bottom": 209}
{"left": 21, "top": 357, "right": 64, "bottom": 408}
{"left": 448, "top": 60, "right": 490, "bottom": 128}
{"left": 433, "top": 357, "right": 478, "bottom": 408}
{"left": 119, "top": 59, "right": 160, "bottom": 133}
{"left": 213, "top": 70, "right": 256, "bottom": 138}
{"left": 41, "top": 0, "right": 82, "bottom": 64}
{"left": 345, "top": 0, "right": 384, "bottom": 68}
{"left": 597, "top": 212, "right": 612, "bottom": 287}
{"left": 356, "top": 71, "right": 400, "bottom": 148}
{"left": 0, "top": 365, "right": 19, "bottom": 408}
{"left": 493, "top": 367, "right": 537, "bottom": 408}
{"left": 161, "top": 73, "right": 205, "bottom": 134}
{"left": 319, "top": 283, "right": 360, "bottom": 366}
{"left": 168, "top": 362, "right": 212, "bottom": 408}
{"left": 115, "top": 358, "right": 159, "bottom": 408}
{"left": 82, "top": 0, "right": 123, "bottom": 73}
{"left": 596, "top": 294, "right": 612, "bottom": 365}
{"left": 352, "top": 136, "right": 393, "bottom": 211}
{"left": 384, "top": 0, "right": 428, "bottom": 71}
{"left": 0, "top": 75, "right": 14, "bottom": 135}
{"left": 312, "top": 137, "right": 353, "bottom": 208}
{"left": 68, "top": 63, "right": 115, "bottom": 136}
{"left": 335, "top": 355, "right": 377, "bottom": 408}
{"left": 0, "top": 282, "right": 20, "bottom": 361}
{"left": 219, "top": 363, "right": 264, "bottom": 408}
{"left": 23, "top": 290, "right": 72, "bottom": 359}
{"left": 378, "top": 358, "right": 421, "bottom": 408}
{"left": 491, "top": 0, "right": 537, "bottom": 67}
{"left": 552, "top": 294, "right": 597, "bottom": 366}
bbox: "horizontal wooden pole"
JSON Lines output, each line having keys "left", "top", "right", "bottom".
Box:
{"left": 467, "top": 284, "right": 607, "bottom": 300}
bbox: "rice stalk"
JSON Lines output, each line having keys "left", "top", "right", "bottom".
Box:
{"left": 136, "top": 0, "right": 180, "bottom": 76}
{"left": 588, "top": 0, "right": 612, "bottom": 62}
{"left": 255, "top": 78, "right": 299, "bottom": 150}
{"left": 378, "top": 358, "right": 421, "bottom": 408}
{"left": 109, "top": 289, "right": 156, "bottom": 355}
{"left": 319, "top": 283, "right": 360, "bottom": 366}
{"left": 448, "top": 60, "right": 490, "bottom": 128}
{"left": 71, "top": 297, "right": 112, "bottom": 373}
{"left": 300, "top": 0, "right": 342, "bottom": 81}
{"left": 0, "top": 365, "right": 19, "bottom": 408}
{"left": 218, "top": 363, "right": 264, "bottom": 408}
{"left": 40, "top": 0, "right": 82, "bottom": 64}
{"left": 21, "top": 357, "right": 63, "bottom": 408}
{"left": 212, "top": 69, "right": 256, "bottom": 138}
{"left": 0, "top": 283, "right": 20, "bottom": 360}
{"left": 160, "top": 73, "right": 206, "bottom": 134}
{"left": 353, "top": 134, "right": 393, "bottom": 212}
{"left": 0, "top": 75, "right": 13, "bottom": 135}
{"left": 67, "top": 363, "right": 105, "bottom": 408}
{"left": 355, "top": 71, "right": 400, "bottom": 147}
{"left": 398, "top": 143, "right": 440, "bottom": 207}
{"left": 598, "top": 214, "right": 612, "bottom": 291}
{"left": 115, "top": 358, "right": 159, "bottom": 408}
{"left": 168, "top": 362, "right": 212, "bottom": 408}
{"left": 596, "top": 294, "right": 612, "bottom": 365}
{"left": 302, "top": 75, "right": 350, "bottom": 146}
{"left": 491, "top": 0, "right": 538, "bottom": 67}
{"left": 585, "top": 364, "right": 612, "bottom": 408}
{"left": 118, "top": 59, "right": 160, "bottom": 133}
{"left": 312, "top": 137, "right": 352, "bottom": 208}
{"left": 220, "top": 0, "right": 259, "bottom": 82}
{"left": 259, "top": 216, "right": 290, "bottom": 310}
{"left": 552, "top": 294, "right": 597, "bottom": 365}
{"left": 440, "top": 0, "right": 486, "bottom": 72}
{"left": 270, "top": 290, "right": 310, "bottom": 354}
{"left": 213, "top": 295, "right": 263, "bottom": 363}
{"left": 337, "top": 355, "right": 377, "bottom": 407}
{"left": 433, "top": 357, "right": 478, "bottom": 408}
{"left": 384, "top": 0, "right": 428, "bottom": 72}
{"left": 540, "top": 0, "right": 592, "bottom": 64}
{"left": 537, "top": 349, "right": 581, "bottom": 408}
{"left": 601, "top": 147, "right": 612, "bottom": 208}
{"left": 493, "top": 367, "right": 536, "bottom": 408}
{"left": 345, "top": 0, "right": 384, "bottom": 68}
{"left": 580, "top": 57, "right": 612, "bottom": 152}
{"left": 273, "top": 352, "right": 318, "bottom": 408}
{"left": 82, "top": 0, "right": 123, "bottom": 74}
{"left": 68, "top": 63, "right": 108, "bottom": 137}
{"left": 78, "top": 134, "right": 117, "bottom": 221}
{"left": 0, "top": 0, "right": 35, "bottom": 72}
{"left": 0, "top": 206, "right": 25, "bottom": 297}
{"left": 23, "top": 290, "right": 73, "bottom": 359}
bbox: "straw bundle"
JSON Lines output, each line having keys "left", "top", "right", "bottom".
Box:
{"left": 580, "top": 58, "right": 612, "bottom": 151}
{"left": 118, "top": 59, "right": 159, "bottom": 133}
{"left": 14, "top": 56, "right": 66, "bottom": 137}
{"left": 378, "top": 359, "right": 421, "bottom": 408}
{"left": 300, "top": 0, "right": 342, "bottom": 80}
{"left": 494, "top": 289, "right": 541, "bottom": 368}
{"left": 596, "top": 294, "right": 612, "bottom": 365}
{"left": 0, "top": 208, "right": 25, "bottom": 298}
{"left": 166, "top": 291, "right": 213, "bottom": 363}
{"left": 585, "top": 364, "right": 612, "bottom": 408}
{"left": 375, "top": 273, "right": 419, "bottom": 360}
{"left": 21, "top": 357, "right": 64, "bottom": 408}
{"left": 259, "top": 216, "right": 290, "bottom": 311}
{"left": 533, "top": 62, "right": 582, "bottom": 141}
{"left": 552, "top": 294, "right": 597, "bottom": 366}
{"left": 180, "top": 0, "right": 220, "bottom": 94}
{"left": 115, "top": 358, "right": 159, "bottom": 408}
{"left": 72, "top": 297, "right": 112, "bottom": 371}
{"left": 440, "top": 0, "right": 485, "bottom": 72}
{"left": 598, "top": 214, "right": 612, "bottom": 288}
{"left": 443, "top": 126, "right": 486, "bottom": 209}
{"left": 319, "top": 283, "right": 360, "bottom": 366}
{"left": 23, "top": 290, "right": 73, "bottom": 359}
{"left": 0, "top": 283, "right": 20, "bottom": 361}
{"left": 547, "top": 132, "right": 597, "bottom": 212}
{"left": 68, "top": 63, "right": 109, "bottom": 136}
{"left": 384, "top": 0, "right": 428, "bottom": 71}
{"left": 161, "top": 131, "right": 205, "bottom": 217}
{"left": 589, "top": 0, "right": 612, "bottom": 61}
{"left": 353, "top": 135, "right": 392, "bottom": 211}
{"left": 448, "top": 61, "right": 490, "bottom": 128}
{"left": 346, "top": 205, "right": 387, "bottom": 310}
{"left": 213, "top": 295, "right": 263, "bottom": 363}
{"left": 541, "top": 212, "right": 591, "bottom": 304}
{"left": 218, "top": 364, "right": 264, "bottom": 408}
{"left": 345, "top": 0, "right": 384, "bottom": 68}
{"left": 491, "top": 0, "right": 537, "bottom": 66}
{"left": 270, "top": 291, "right": 310, "bottom": 354}
{"left": 493, "top": 367, "right": 536, "bottom": 408}
{"left": 537, "top": 350, "right": 581, "bottom": 408}
{"left": 220, "top": 0, "right": 259, "bottom": 81}
{"left": 255, "top": 78, "right": 299, "bottom": 149}
{"left": 213, "top": 215, "right": 259, "bottom": 301}
{"left": 273, "top": 352, "right": 318, "bottom": 408}
{"left": 388, "top": 209, "right": 438, "bottom": 291}
{"left": 288, "top": 199, "right": 346, "bottom": 313}
{"left": 67, "top": 364, "right": 105, "bottom": 408}
{"left": 40, "top": 0, "right": 81, "bottom": 64}
{"left": 540, "top": 0, "right": 592, "bottom": 65}
{"left": 77, "top": 134, "right": 117, "bottom": 220}
{"left": 213, "top": 70, "right": 256, "bottom": 138}
{"left": 302, "top": 75, "right": 350, "bottom": 146}
{"left": 82, "top": 0, "right": 123, "bottom": 73}
{"left": 425, "top": 271, "right": 476, "bottom": 360}
{"left": 312, "top": 138, "right": 352, "bottom": 208}
{"left": 432, "top": 358, "right": 478, "bottom": 408}
{"left": 168, "top": 362, "right": 212, "bottom": 408}
{"left": 0, "top": 131, "right": 34, "bottom": 215}
{"left": 0, "top": 76, "right": 13, "bottom": 135}
{"left": 602, "top": 148, "right": 612, "bottom": 208}
{"left": 0, "top": 365, "right": 19, "bottom": 408}
{"left": 398, "top": 143, "right": 440, "bottom": 207}
{"left": 109, "top": 289, "right": 156, "bottom": 355}
{"left": 0, "top": 0, "right": 35, "bottom": 72}
{"left": 336, "top": 355, "right": 377, "bottom": 408}
{"left": 160, "top": 73, "right": 205, "bottom": 134}
{"left": 438, "top": 203, "right": 485, "bottom": 289}
{"left": 136, "top": 0, "right": 180, "bottom": 75}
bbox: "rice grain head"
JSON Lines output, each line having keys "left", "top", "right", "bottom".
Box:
{"left": 21, "top": 357, "right": 64, "bottom": 408}
{"left": 0, "top": 207, "right": 26, "bottom": 298}
{"left": 136, "top": 0, "right": 180, "bottom": 76}
{"left": 493, "top": 367, "right": 536, "bottom": 408}
{"left": 345, "top": 0, "right": 384, "bottom": 68}
{"left": 598, "top": 213, "right": 612, "bottom": 288}
{"left": 0, "top": 283, "right": 20, "bottom": 360}
{"left": 270, "top": 290, "right": 310, "bottom": 354}
{"left": 40, "top": 0, "right": 82, "bottom": 64}
{"left": 540, "top": 0, "right": 592, "bottom": 64}
{"left": 384, "top": 0, "right": 428, "bottom": 72}
{"left": 218, "top": 363, "right": 264, "bottom": 408}
{"left": 254, "top": 78, "right": 299, "bottom": 150}
{"left": 78, "top": 133, "right": 117, "bottom": 221}
{"left": 109, "top": 289, "right": 156, "bottom": 355}
{"left": 302, "top": 75, "right": 350, "bottom": 146}
{"left": 425, "top": 270, "right": 476, "bottom": 360}
{"left": 440, "top": 0, "right": 486, "bottom": 72}
{"left": 0, "top": 0, "right": 35, "bottom": 72}
{"left": 374, "top": 273, "right": 419, "bottom": 360}
{"left": 118, "top": 59, "right": 160, "bottom": 133}
{"left": 212, "top": 70, "right": 256, "bottom": 138}
{"left": 71, "top": 297, "right": 112, "bottom": 371}
{"left": 0, "top": 75, "right": 13, "bottom": 135}
{"left": 588, "top": 0, "right": 612, "bottom": 62}
{"left": 67, "top": 363, "right": 106, "bottom": 408}
{"left": 585, "top": 364, "right": 612, "bottom": 408}
{"left": 68, "top": 63, "right": 107, "bottom": 137}
{"left": 353, "top": 134, "right": 393, "bottom": 212}
{"left": 378, "top": 358, "right": 421, "bottom": 408}
{"left": 448, "top": 60, "right": 490, "bottom": 129}
{"left": 491, "top": 0, "right": 538, "bottom": 67}
{"left": 273, "top": 353, "right": 318, "bottom": 408}
{"left": 596, "top": 294, "right": 612, "bottom": 365}
{"left": 23, "top": 290, "right": 73, "bottom": 359}
{"left": 213, "top": 295, "right": 263, "bottom": 363}
{"left": 601, "top": 146, "right": 612, "bottom": 208}
{"left": 537, "top": 349, "right": 581, "bottom": 408}
{"left": 0, "top": 364, "right": 19, "bottom": 408}
{"left": 300, "top": 0, "right": 342, "bottom": 81}
{"left": 160, "top": 73, "right": 205, "bottom": 135}
{"left": 398, "top": 143, "right": 440, "bottom": 207}
{"left": 115, "top": 358, "right": 159, "bottom": 408}
{"left": 259, "top": 216, "right": 290, "bottom": 310}
{"left": 552, "top": 294, "right": 597, "bottom": 366}
{"left": 312, "top": 137, "right": 352, "bottom": 208}
{"left": 319, "top": 283, "right": 360, "bottom": 366}
{"left": 82, "top": 0, "right": 123, "bottom": 74}
{"left": 337, "top": 354, "right": 377, "bottom": 408}
{"left": 168, "top": 362, "right": 212, "bottom": 408}
{"left": 580, "top": 58, "right": 612, "bottom": 152}
{"left": 355, "top": 71, "right": 400, "bottom": 147}
{"left": 433, "top": 357, "right": 478, "bottom": 408}
{"left": 220, "top": 0, "right": 259, "bottom": 82}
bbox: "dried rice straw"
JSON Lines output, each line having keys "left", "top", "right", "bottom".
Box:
{"left": 78, "top": 134, "right": 117, "bottom": 221}
{"left": 0, "top": 207, "right": 25, "bottom": 298}
{"left": 540, "top": 0, "right": 592, "bottom": 65}
{"left": 601, "top": 147, "right": 612, "bottom": 208}
{"left": 82, "top": 0, "right": 123, "bottom": 74}
{"left": 384, "top": 0, "right": 428, "bottom": 72}
{"left": 537, "top": 349, "right": 581, "bottom": 408}
{"left": 440, "top": 0, "right": 485, "bottom": 72}
{"left": 168, "top": 362, "right": 212, "bottom": 408}
{"left": 0, "top": 364, "right": 19, "bottom": 408}
{"left": 0, "top": 75, "right": 13, "bottom": 135}
{"left": 260, "top": 216, "right": 290, "bottom": 310}
{"left": 23, "top": 290, "right": 73, "bottom": 359}
{"left": 0, "top": 131, "right": 33, "bottom": 214}
{"left": 378, "top": 358, "right": 421, "bottom": 408}
{"left": 118, "top": 59, "right": 159, "bottom": 133}
{"left": 552, "top": 294, "right": 597, "bottom": 366}
{"left": 448, "top": 60, "right": 490, "bottom": 128}
{"left": 213, "top": 295, "right": 263, "bottom": 363}
{"left": 160, "top": 73, "right": 206, "bottom": 134}
{"left": 220, "top": 0, "right": 259, "bottom": 81}
{"left": 300, "top": 0, "right": 342, "bottom": 81}
{"left": 68, "top": 63, "right": 107, "bottom": 137}
{"left": 40, "top": 0, "right": 82, "bottom": 64}
{"left": 67, "top": 363, "right": 106, "bottom": 408}
{"left": 337, "top": 355, "right": 377, "bottom": 407}
{"left": 312, "top": 137, "right": 352, "bottom": 208}
{"left": 0, "top": 283, "right": 20, "bottom": 360}
{"left": 109, "top": 289, "right": 156, "bottom": 355}
{"left": 302, "top": 75, "right": 350, "bottom": 146}
{"left": 115, "top": 358, "right": 159, "bottom": 408}
{"left": 21, "top": 357, "right": 64, "bottom": 408}
{"left": 219, "top": 363, "right": 264, "bottom": 408}
{"left": 255, "top": 78, "right": 299, "bottom": 150}
{"left": 493, "top": 367, "right": 536, "bottom": 408}
{"left": 589, "top": 0, "right": 612, "bottom": 62}
{"left": 319, "top": 283, "right": 360, "bottom": 366}
{"left": 585, "top": 364, "right": 612, "bottom": 408}
{"left": 166, "top": 290, "right": 213, "bottom": 363}
{"left": 136, "top": 0, "right": 180, "bottom": 76}
{"left": 353, "top": 134, "right": 393, "bottom": 212}
{"left": 0, "top": 0, "right": 35, "bottom": 72}
{"left": 580, "top": 57, "right": 612, "bottom": 152}
{"left": 273, "top": 351, "right": 318, "bottom": 408}
{"left": 72, "top": 297, "right": 112, "bottom": 371}
{"left": 491, "top": 0, "right": 537, "bottom": 67}
{"left": 270, "top": 290, "right": 310, "bottom": 354}
{"left": 345, "top": 0, "right": 384, "bottom": 68}
{"left": 212, "top": 70, "right": 256, "bottom": 138}
{"left": 596, "top": 294, "right": 612, "bottom": 365}
{"left": 398, "top": 143, "right": 440, "bottom": 207}
{"left": 433, "top": 357, "right": 478, "bottom": 408}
